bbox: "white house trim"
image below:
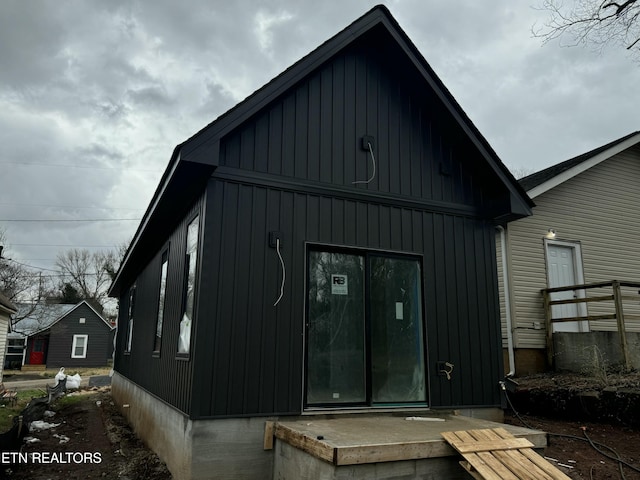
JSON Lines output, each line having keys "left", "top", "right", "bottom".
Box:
{"left": 71, "top": 334, "right": 89, "bottom": 359}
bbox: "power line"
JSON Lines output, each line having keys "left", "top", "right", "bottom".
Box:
{"left": 10, "top": 243, "right": 119, "bottom": 248}
{"left": 0, "top": 202, "right": 143, "bottom": 211}
{"left": 0, "top": 218, "right": 140, "bottom": 222}
{"left": 1, "top": 259, "right": 104, "bottom": 278}
{"left": 2, "top": 258, "right": 62, "bottom": 273}
{"left": 0, "top": 161, "right": 161, "bottom": 173}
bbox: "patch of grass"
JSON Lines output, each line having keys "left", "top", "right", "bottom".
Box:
{"left": 3, "top": 366, "right": 112, "bottom": 379}
{"left": 39, "top": 367, "right": 112, "bottom": 378}
{"left": 55, "top": 392, "right": 92, "bottom": 408}
{"left": 0, "top": 389, "right": 48, "bottom": 432}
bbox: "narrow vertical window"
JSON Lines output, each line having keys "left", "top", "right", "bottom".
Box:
{"left": 125, "top": 285, "right": 136, "bottom": 353}
{"left": 72, "top": 334, "right": 88, "bottom": 359}
{"left": 178, "top": 215, "right": 199, "bottom": 355}
{"left": 154, "top": 251, "right": 169, "bottom": 354}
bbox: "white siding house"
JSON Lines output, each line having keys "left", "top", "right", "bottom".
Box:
{"left": 499, "top": 132, "right": 640, "bottom": 375}
{"left": 0, "top": 292, "right": 17, "bottom": 379}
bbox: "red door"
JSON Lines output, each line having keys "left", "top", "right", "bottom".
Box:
{"left": 29, "top": 337, "right": 47, "bottom": 364}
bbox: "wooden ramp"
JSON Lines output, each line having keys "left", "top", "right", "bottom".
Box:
{"left": 441, "top": 427, "right": 571, "bottom": 480}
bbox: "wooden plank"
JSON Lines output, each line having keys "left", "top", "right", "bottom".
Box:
{"left": 543, "top": 291, "right": 554, "bottom": 369}
{"left": 263, "top": 421, "right": 275, "bottom": 450}
{"left": 443, "top": 431, "right": 517, "bottom": 480}
{"left": 448, "top": 438, "right": 533, "bottom": 453}
{"left": 520, "top": 449, "right": 572, "bottom": 480}
{"left": 551, "top": 314, "right": 615, "bottom": 323}
{"left": 474, "top": 427, "right": 542, "bottom": 479}
{"left": 476, "top": 451, "right": 519, "bottom": 480}
{"left": 334, "top": 439, "right": 455, "bottom": 465}
{"left": 613, "top": 280, "right": 631, "bottom": 370}
{"left": 543, "top": 281, "right": 613, "bottom": 293}
{"left": 484, "top": 429, "right": 557, "bottom": 480}
{"left": 442, "top": 428, "right": 572, "bottom": 480}
{"left": 273, "top": 424, "right": 335, "bottom": 463}
{"left": 460, "top": 452, "right": 505, "bottom": 480}
{"left": 549, "top": 295, "right": 613, "bottom": 305}
{"left": 460, "top": 460, "right": 484, "bottom": 480}
{"left": 494, "top": 450, "right": 550, "bottom": 480}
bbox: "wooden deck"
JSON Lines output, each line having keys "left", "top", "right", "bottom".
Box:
{"left": 270, "top": 414, "right": 546, "bottom": 466}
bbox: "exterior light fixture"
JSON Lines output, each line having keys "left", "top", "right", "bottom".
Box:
{"left": 546, "top": 229, "right": 556, "bottom": 239}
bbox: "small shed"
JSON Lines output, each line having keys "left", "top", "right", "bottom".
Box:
{"left": 10, "top": 301, "right": 114, "bottom": 369}
{"left": 0, "top": 292, "right": 17, "bottom": 378}
{"left": 108, "top": 5, "right": 533, "bottom": 479}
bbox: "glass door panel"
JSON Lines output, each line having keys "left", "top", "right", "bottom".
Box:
{"left": 307, "top": 251, "right": 366, "bottom": 405}
{"left": 370, "top": 256, "right": 426, "bottom": 404}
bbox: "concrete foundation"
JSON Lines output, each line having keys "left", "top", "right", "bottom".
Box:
{"left": 112, "top": 372, "right": 193, "bottom": 478}
{"left": 553, "top": 331, "right": 640, "bottom": 372}
{"left": 112, "top": 373, "right": 544, "bottom": 480}
{"left": 274, "top": 441, "right": 470, "bottom": 480}
{"left": 112, "top": 373, "right": 276, "bottom": 479}
{"left": 503, "top": 348, "right": 547, "bottom": 376}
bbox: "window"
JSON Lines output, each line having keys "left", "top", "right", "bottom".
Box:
{"left": 125, "top": 285, "right": 136, "bottom": 353}
{"left": 306, "top": 248, "right": 426, "bottom": 408}
{"left": 154, "top": 251, "right": 169, "bottom": 354}
{"left": 178, "top": 215, "right": 199, "bottom": 355}
{"left": 72, "top": 334, "right": 88, "bottom": 359}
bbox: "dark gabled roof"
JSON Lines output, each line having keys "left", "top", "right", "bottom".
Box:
{"left": 109, "top": 4, "right": 533, "bottom": 296}
{"left": 9, "top": 300, "right": 111, "bottom": 339}
{"left": 520, "top": 131, "right": 640, "bottom": 196}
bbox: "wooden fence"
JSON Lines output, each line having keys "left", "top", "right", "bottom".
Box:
{"left": 541, "top": 280, "right": 640, "bottom": 370}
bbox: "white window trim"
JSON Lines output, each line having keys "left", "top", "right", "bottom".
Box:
{"left": 71, "top": 334, "right": 88, "bottom": 359}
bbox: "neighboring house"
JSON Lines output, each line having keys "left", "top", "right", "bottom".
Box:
{"left": 9, "top": 301, "right": 114, "bottom": 368}
{"left": 498, "top": 131, "right": 640, "bottom": 375}
{"left": 108, "top": 6, "right": 532, "bottom": 479}
{"left": 0, "top": 292, "right": 17, "bottom": 378}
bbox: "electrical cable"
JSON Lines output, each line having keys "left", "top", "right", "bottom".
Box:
{"left": 352, "top": 142, "right": 376, "bottom": 185}
{"left": 273, "top": 238, "right": 285, "bottom": 307}
{"left": 582, "top": 427, "right": 626, "bottom": 480}
{"left": 0, "top": 218, "right": 140, "bottom": 222}
{"left": 501, "top": 384, "right": 640, "bottom": 477}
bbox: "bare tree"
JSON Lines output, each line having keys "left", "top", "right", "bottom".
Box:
{"left": 55, "top": 249, "right": 118, "bottom": 314}
{"left": 0, "top": 228, "right": 54, "bottom": 324}
{"left": 535, "top": 0, "right": 640, "bottom": 56}
{"left": 509, "top": 165, "right": 537, "bottom": 179}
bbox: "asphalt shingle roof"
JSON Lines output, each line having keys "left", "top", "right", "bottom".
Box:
{"left": 519, "top": 131, "right": 640, "bottom": 191}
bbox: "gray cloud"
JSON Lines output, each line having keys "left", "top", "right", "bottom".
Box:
{"left": 1, "top": 0, "right": 638, "bottom": 273}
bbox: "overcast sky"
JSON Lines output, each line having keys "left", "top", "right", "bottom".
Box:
{"left": 1, "top": 0, "right": 638, "bottom": 277}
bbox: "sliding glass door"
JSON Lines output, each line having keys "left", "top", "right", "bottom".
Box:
{"left": 306, "top": 248, "right": 426, "bottom": 407}
{"left": 306, "top": 251, "right": 366, "bottom": 404}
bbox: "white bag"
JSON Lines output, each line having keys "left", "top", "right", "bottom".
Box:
{"left": 65, "top": 373, "right": 82, "bottom": 389}
{"left": 54, "top": 367, "right": 66, "bottom": 387}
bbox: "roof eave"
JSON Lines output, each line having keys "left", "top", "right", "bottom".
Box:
{"left": 526, "top": 132, "right": 640, "bottom": 198}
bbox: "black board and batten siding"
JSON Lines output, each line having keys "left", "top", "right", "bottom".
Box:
{"left": 190, "top": 27, "right": 507, "bottom": 419}
{"left": 111, "top": 6, "right": 531, "bottom": 420}
{"left": 46, "top": 302, "right": 113, "bottom": 368}
{"left": 218, "top": 27, "right": 504, "bottom": 211}
{"left": 114, "top": 197, "right": 203, "bottom": 414}
{"left": 193, "top": 182, "right": 502, "bottom": 418}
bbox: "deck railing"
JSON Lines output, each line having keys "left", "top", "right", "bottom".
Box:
{"left": 541, "top": 280, "right": 640, "bottom": 370}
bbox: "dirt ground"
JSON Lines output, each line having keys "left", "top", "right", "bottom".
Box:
{"left": 504, "top": 410, "right": 640, "bottom": 479}
{"left": 3, "top": 388, "right": 170, "bottom": 480}
{"left": 1, "top": 375, "right": 639, "bottom": 479}
{"left": 504, "top": 372, "right": 640, "bottom": 479}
